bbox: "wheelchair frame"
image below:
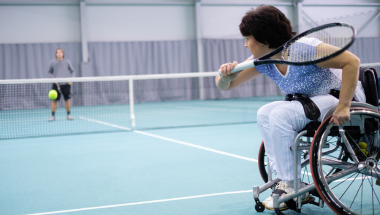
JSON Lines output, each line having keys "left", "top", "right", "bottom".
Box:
{"left": 252, "top": 67, "right": 379, "bottom": 214}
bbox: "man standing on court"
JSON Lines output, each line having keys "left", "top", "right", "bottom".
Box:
{"left": 48, "top": 48, "right": 75, "bottom": 121}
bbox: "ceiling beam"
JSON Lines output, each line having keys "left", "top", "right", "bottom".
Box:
{"left": 195, "top": 0, "right": 205, "bottom": 100}
{"left": 293, "top": 0, "right": 304, "bottom": 34}
{"left": 1, "top": 0, "right": 380, "bottom": 7}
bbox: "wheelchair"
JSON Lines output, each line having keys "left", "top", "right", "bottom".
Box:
{"left": 253, "top": 67, "right": 380, "bottom": 214}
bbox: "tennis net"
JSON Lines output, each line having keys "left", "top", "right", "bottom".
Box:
{"left": 0, "top": 72, "right": 282, "bottom": 139}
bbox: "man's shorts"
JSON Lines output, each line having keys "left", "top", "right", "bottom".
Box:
{"left": 52, "top": 83, "right": 72, "bottom": 101}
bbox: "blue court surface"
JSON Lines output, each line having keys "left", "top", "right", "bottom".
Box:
{"left": 0, "top": 120, "right": 339, "bottom": 215}
{"left": 1, "top": 97, "right": 274, "bottom": 140}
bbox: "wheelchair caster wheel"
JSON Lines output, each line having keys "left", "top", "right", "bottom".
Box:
{"left": 255, "top": 203, "right": 265, "bottom": 212}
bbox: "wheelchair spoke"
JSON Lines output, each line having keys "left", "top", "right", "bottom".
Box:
{"left": 366, "top": 175, "right": 380, "bottom": 205}
{"left": 361, "top": 174, "right": 364, "bottom": 215}
{"left": 371, "top": 167, "right": 380, "bottom": 180}
{"left": 325, "top": 153, "right": 344, "bottom": 161}
{"left": 370, "top": 149, "right": 379, "bottom": 160}
{"left": 371, "top": 177, "right": 374, "bottom": 215}
{"left": 372, "top": 178, "right": 376, "bottom": 215}
{"left": 331, "top": 172, "right": 359, "bottom": 191}
{"left": 303, "top": 166, "right": 311, "bottom": 184}
{"left": 324, "top": 166, "right": 359, "bottom": 183}
{"left": 339, "top": 128, "right": 360, "bottom": 164}
{"left": 349, "top": 174, "right": 366, "bottom": 209}
{"left": 321, "top": 157, "right": 355, "bottom": 170}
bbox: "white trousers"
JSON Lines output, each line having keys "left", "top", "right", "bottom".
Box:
{"left": 257, "top": 83, "right": 366, "bottom": 181}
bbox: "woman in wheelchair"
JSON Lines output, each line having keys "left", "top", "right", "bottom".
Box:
{"left": 215, "top": 5, "right": 369, "bottom": 212}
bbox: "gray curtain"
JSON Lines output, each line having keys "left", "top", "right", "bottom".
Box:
{"left": 0, "top": 40, "right": 198, "bottom": 79}
{"left": 1, "top": 37, "right": 378, "bottom": 79}
{"left": 0, "top": 42, "right": 82, "bottom": 79}
{"left": 349, "top": 37, "right": 380, "bottom": 73}
{"left": 87, "top": 40, "right": 198, "bottom": 76}
{"left": 1, "top": 37, "right": 379, "bottom": 110}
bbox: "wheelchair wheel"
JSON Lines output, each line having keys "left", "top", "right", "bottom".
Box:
{"left": 258, "top": 141, "right": 313, "bottom": 184}
{"left": 258, "top": 141, "right": 269, "bottom": 182}
{"left": 310, "top": 107, "right": 380, "bottom": 215}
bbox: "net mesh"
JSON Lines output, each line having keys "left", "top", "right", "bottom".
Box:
{"left": 0, "top": 73, "right": 282, "bottom": 139}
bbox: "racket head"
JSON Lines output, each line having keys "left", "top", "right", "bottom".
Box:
{"left": 281, "top": 22, "right": 356, "bottom": 65}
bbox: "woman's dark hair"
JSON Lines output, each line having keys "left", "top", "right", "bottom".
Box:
{"left": 239, "top": 5, "right": 296, "bottom": 49}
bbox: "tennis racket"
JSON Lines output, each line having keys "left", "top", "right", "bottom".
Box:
{"left": 219, "top": 22, "right": 356, "bottom": 76}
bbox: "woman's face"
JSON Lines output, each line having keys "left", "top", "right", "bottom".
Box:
{"left": 244, "top": 35, "right": 267, "bottom": 58}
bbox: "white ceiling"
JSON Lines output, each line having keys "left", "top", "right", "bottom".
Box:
{"left": 0, "top": 0, "right": 379, "bottom": 5}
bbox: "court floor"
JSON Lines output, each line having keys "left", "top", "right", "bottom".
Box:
{"left": 0, "top": 118, "right": 339, "bottom": 215}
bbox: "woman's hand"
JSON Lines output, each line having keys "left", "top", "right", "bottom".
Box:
{"left": 215, "top": 57, "right": 260, "bottom": 91}
{"left": 219, "top": 61, "right": 239, "bottom": 82}
{"left": 329, "top": 104, "right": 350, "bottom": 125}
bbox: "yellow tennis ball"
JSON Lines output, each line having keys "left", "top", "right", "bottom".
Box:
{"left": 49, "top": 89, "right": 58, "bottom": 100}
{"left": 355, "top": 142, "right": 368, "bottom": 156}
{"left": 358, "top": 142, "right": 367, "bottom": 150}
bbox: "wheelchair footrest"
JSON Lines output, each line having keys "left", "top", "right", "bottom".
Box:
{"left": 274, "top": 197, "right": 317, "bottom": 213}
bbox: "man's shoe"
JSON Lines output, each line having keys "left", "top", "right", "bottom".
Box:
{"left": 67, "top": 115, "right": 73, "bottom": 120}
{"left": 49, "top": 116, "right": 55, "bottom": 121}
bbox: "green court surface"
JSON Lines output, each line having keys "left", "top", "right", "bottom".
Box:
{"left": 0, "top": 122, "right": 338, "bottom": 215}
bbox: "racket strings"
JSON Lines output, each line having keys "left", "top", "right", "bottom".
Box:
{"left": 285, "top": 25, "right": 354, "bottom": 63}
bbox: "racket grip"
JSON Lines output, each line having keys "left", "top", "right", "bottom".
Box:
{"left": 218, "top": 60, "right": 255, "bottom": 76}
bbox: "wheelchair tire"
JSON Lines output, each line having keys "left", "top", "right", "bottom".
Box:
{"left": 310, "top": 107, "right": 380, "bottom": 215}
{"left": 258, "top": 141, "right": 269, "bottom": 183}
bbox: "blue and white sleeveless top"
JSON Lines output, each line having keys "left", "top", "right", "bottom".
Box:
{"left": 253, "top": 38, "right": 342, "bottom": 96}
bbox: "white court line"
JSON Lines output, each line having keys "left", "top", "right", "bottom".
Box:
{"left": 79, "top": 116, "right": 257, "bottom": 162}
{"left": 80, "top": 116, "right": 132, "bottom": 131}
{"left": 26, "top": 190, "right": 252, "bottom": 215}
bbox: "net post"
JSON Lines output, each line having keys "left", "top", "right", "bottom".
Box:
{"left": 129, "top": 78, "right": 136, "bottom": 127}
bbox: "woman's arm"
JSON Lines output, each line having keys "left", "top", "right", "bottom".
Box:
{"left": 215, "top": 57, "right": 261, "bottom": 91}
{"left": 316, "top": 45, "right": 360, "bottom": 125}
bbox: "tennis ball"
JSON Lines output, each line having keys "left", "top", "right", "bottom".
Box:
{"left": 358, "top": 142, "right": 368, "bottom": 155}
{"left": 354, "top": 142, "right": 368, "bottom": 157}
{"left": 49, "top": 89, "right": 58, "bottom": 100}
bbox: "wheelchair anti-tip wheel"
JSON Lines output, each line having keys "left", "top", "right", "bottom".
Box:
{"left": 310, "top": 107, "right": 380, "bottom": 215}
